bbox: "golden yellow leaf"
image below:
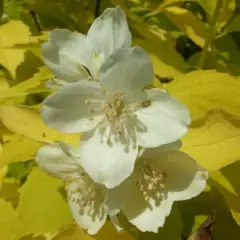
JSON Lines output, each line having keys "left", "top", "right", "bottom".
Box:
{"left": 166, "top": 70, "right": 240, "bottom": 118}
{"left": 0, "top": 20, "right": 32, "bottom": 79}
{"left": 0, "top": 134, "right": 43, "bottom": 168}
{"left": 181, "top": 109, "right": 240, "bottom": 171}
{"left": 0, "top": 67, "right": 52, "bottom": 105}
{"left": 0, "top": 105, "right": 80, "bottom": 145}
{"left": 0, "top": 198, "right": 22, "bottom": 240}
{"left": 163, "top": 6, "right": 207, "bottom": 47}
{"left": 17, "top": 168, "right": 72, "bottom": 236}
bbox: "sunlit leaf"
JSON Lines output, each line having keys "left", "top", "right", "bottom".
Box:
{"left": 17, "top": 167, "right": 72, "bottom": 236}
{"left": 0, "top": 198, "right": 22, "bottom": 240}
{"left": 0, "top": 134, "right": 43, "bottom": 168}
{"left": 0, "top": 105, "right": 80, "bottom": 144}
{"left": 0, "top": 67, "right": 52, "bottom": 105}
{"left": 166, "top": 70, "right": 240, "bottom": 118}
{"left": 181, "top": 109, "right": 240, "bottom": 171}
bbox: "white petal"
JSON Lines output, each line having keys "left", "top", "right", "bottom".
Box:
{"left": 42, "top": 29, "right": 91, "bottom": 82}
{"left": 67, "top": 180, "right": 107, "bottom": 235}
{"left": 139, "top": 141, "right": 182, "bottom": 159}
{"left": 100, "top": 47, "right": 153, "bottom": 101}
{"left": 36, "top": 143, "right": 80, "bottom": 179}
{"left": 151, "top": 150, "right": 208, "bottom": 201}
{"left": 78, "top": 127, "right": 138, "bottom": 188}
{"left": 87, "top": 6, "right": 131, "bottom": 59}
{"left": 42, "top": 81, "right": 105, "bottom": 133}
{"left": 136, "top": 88, "right": 191, "bottom": 147}
{"left": 110, "top": 170, "right": 173, "bottom": 232}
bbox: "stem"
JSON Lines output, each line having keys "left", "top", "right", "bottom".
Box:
{"left": 95, "top": 0, "right": 101, "bottom": 18}
{"left": 29, "top": 10, "right": 41, "bottom": 33}
{"left": 197, "top": 0, "right": 223, "bottom": 69}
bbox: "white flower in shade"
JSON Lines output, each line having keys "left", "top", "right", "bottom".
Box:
{"left": 42, "top": 46, "right": 191, "bottom": 189}
{"left": 109, "top": 141, "right": 208, "bottom": 233}
{"left": 36, "top": 142, "right": 122, "bottom": 235}
{"left": 42, "top": 6, "right": 131, "bottom": 89}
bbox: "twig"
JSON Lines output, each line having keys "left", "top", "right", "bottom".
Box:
{"left": 95, "top": 0, "right": 101, "bottom": 18}
{"left": 29, "top": 10, "right": 41, "bottom": 33}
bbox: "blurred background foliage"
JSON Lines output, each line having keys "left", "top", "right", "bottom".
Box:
{"left": 1, "top": 0, "right": 240, "bottom": 239}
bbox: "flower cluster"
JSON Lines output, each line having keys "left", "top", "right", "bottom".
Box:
{"left": 36, "top": 6, "right": 208, "bottom": 235}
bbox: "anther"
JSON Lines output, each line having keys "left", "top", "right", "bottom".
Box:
{"left": 141, "top": 100, "right": 151, "bottom": 108}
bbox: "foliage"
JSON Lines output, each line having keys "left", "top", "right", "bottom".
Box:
{"left": 0, "top": 0, "right": 240, "bottom": 239}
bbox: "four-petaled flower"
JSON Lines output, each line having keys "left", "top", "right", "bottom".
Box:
{"left": 36, "top": 142, "right": 121, "bottom": 235}
{"left": 36, "top": 141, "right": 208, "bottom": 234}
{"left": 42, "top": 6, "right": 131, "bottom": 89}
{"left": 42, "top": 46, "right": 191, "bottom": 188}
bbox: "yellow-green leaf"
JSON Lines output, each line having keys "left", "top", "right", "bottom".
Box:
{"left": 0, "top": 67, "right": 51, "bottom": 105}
{"left": 0, "top": 198, "right": 22, "bottom": 240}
{"left": 0, "top": 105, "right": 80, "bottom": 145}
{"left": 181, "top": 109, "right": 240, "bottom": 171}
{"left": 178, "top": 183, "right": 240, "bottom": 240}
{"left": 166, "top": 70, "right": 240, "bottom": 118}
{"left": 163, "top": 6, "right": 207, "bottom": 47}
{"left": 17, "top": 168, "right": 72, "bottom": 236}
{"left": 0, "top": 20, "right": 33, "bottom": 79}
{"left": 134, "top": 38, "right": 185, "bottom": 78}
{"left": 54, "top": 221, "right": 134, "bottom": 240}
{"left": 0, "top": 134, "right": 43, "bottom": 168}
{"left": 210, "top": 161, "right": 240, "bottom": 225}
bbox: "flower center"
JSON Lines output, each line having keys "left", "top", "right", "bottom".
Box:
{"left": 137, "top": 161, "right": 167, "bottom": 201}
{"left": 66, "top": 175, "right": 106, "bottom": 216}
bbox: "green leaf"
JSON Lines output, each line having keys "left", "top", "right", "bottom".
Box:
{"left": 17, "top": 167, "right": 73, "bottom": 237}
{"left": 178, "top": 185, "right": 240, "bottom": 239}
{"left": 163, "top": 6, "right": 207, "bottom": 47}
{"left": 210, "top": 161, "right": 240, "bottom": 226}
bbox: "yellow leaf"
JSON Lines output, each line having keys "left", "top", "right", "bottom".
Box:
{"left": 163, "top": 6, "right": 207, "bottom": 47}
{"left": 0, "top": 67, "right": 52, "bottom": 105}
{"left": 17, "top": 168, "right": 72, "bottom": 236}
{"left": 166, "top": 70, "right": 240, "bottom": 118}
{"left": 0, "top": 105, "right": 80, "bottom": 145}
{"left": 134, "top": 38, "right": 185, "bottom": 78}
{"left": 53, "top": 221, "right": 133, "bottom": 240}
{"left": 0, "top": 134, "right": 43, "bottom": 168}
{"left": 0, "top": 198, "right": 22, "bottom": 240}
{"left": 181, "top": 109, "right": 240, "bottom": 171}
{"left": 0, "top": 20, "right": 32, "bottom": 79}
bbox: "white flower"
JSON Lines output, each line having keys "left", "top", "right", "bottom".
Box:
{"left": 36, "top": 142, "right": 122, "bottom": 235}
{"left": 42, "top": 6, "right": 131, "bottom": 88}
{"left": 109, "top": 141, "right": 208, "bottom": 233}
{"left": 42, "top": 46, "right": 191, "bottom": 189}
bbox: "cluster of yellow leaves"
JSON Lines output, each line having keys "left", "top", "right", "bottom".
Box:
{"left": 0, "top": 0, "right": 240, "bottom": 239}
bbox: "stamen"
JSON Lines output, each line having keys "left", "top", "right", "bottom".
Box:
{"left": 141, "top": 100, "right": 151, "bottom": 108}
{"left": 137, "top": 161, "right": 167, "bottom": 201}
